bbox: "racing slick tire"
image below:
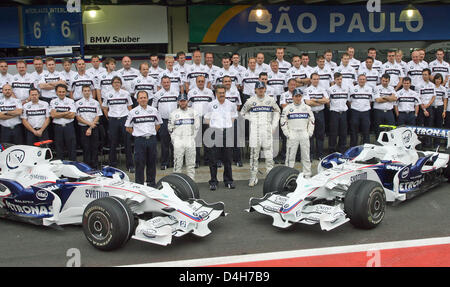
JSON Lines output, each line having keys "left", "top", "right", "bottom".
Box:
{"left": 263, "top": 166, "right": 299, "bottom": 196}
{"left": 157, "top": 173, "right": 200, "bottom": 201}
{"left": 344, "top": 180, "right": 386, "bottom": 229}
{"left": 82, "top": 197, "right": 135, "bottom": 251}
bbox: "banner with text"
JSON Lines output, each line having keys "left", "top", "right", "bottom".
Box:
{"left": 85, "top": 5, "right": 168, "bottom": 45}
{"left": 189, "top": 4, "right": 450, "bottom": 43}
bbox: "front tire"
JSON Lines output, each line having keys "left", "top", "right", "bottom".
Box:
{"left": 157, "top": 173, "right": 200, "bottom": 200}
{"left": 82, "top": 197, "right": 135, "bottom": 251}
{"left": 345, "top": 180, "right": 386, "bottom": 229}
{"left": 263, "top": 166, "right": 299, "bottom": 196}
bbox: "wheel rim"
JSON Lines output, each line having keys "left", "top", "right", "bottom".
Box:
{"left": 369, "top": 190, "right": 385, "bottom": 222}
{"left": 88, "top": 211, "right": 111, "bottom": 241}
{"left": 282, "top": 174, "right": 298, "bottom": 193}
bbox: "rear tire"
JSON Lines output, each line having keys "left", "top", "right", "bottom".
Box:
{"left": 82, "top": 197, "right": 135, "bottom": 251}
{"left": 345, "top": 180, "right": 386, "bottom": 229}
{"left": 263, "top": 166, "right": 299, "bottom": 196}
{"left": 157, "top": 173, "right": 200, "bottom": 200}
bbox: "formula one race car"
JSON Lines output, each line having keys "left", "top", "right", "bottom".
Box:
{"left": 247, "top": 127, "right": 450, "bottom": 231}
{"left": 0, "top": 142, "right": 225, "bottom": 250}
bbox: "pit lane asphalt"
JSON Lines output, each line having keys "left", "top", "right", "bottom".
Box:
{"left": 1, "top": 180, "right": 449, "bottom": 267}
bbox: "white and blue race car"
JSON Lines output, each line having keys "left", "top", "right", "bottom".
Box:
{"left": 248, "top": 127, "right": 450, "bottom": 231}
{"left": 0, "top": 142, "right": 225, "bottom": 250}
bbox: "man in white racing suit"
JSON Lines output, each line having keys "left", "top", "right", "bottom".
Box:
{"left": 280, "top": 88, "right": 315, "bottom": 178}
{"left": 240, "top": 81, "right": 280, "bottom": 187}
{"left": 168, "top": 93, "right": 200, "bottom": 180}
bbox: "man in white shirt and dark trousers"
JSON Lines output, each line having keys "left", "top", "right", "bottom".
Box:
{"left": 50, "top": 84, "right": 77, "bottom": 161}
{"left": 373, "top": 74, "right": 398, "bottom": 136}
{"left": 101, "top": 76, "right": 134, "bottom": 172}
{"left": 204, "top": 85, "right": 238, "bottom": 190}
{"left": 188, "top": 75, "right": 214, "bottom": 167}
{"left": 327, "top": 73, "right": 349, "bottom": 154}
{"left": 415, "top": 68, "right": 436, "bottom": 148}
{"left": 395, "top": 77, "right": 421, "bottom": 126}
{"left": 349, "top": 74, "right": 374, "bottom": 147}
{"left": 21, "top": 88, "right": 50, "bottom": 145}
{"left": 76, "top": 85, "right": 102, "bottom": 169}
{"left": 126, "top": 91, "right": 162, "bottom": 187}
{"left": 0, "top": 84, "right": 23, "bottom": 144}
{"left": 304, "top": 73, "right": 330, "bottom": 160}
{"left": 153, "top": 76, "right": 179, "bottom": 170}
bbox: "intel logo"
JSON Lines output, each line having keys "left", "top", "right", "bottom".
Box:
{"left": 401, "top": 167, "right": 409, "bottom": 179}
{"left": 36, "top": 190, "right": 48, "bottom": 201}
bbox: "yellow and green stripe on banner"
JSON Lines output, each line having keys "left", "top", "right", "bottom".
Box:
{"left": 189, "top": 5, "right": 251, "bottom": 43}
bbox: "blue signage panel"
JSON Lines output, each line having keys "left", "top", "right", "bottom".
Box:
{"left": 0, "top": 7, "right": 20, "bottom": 48}
{"left": 23, "top": 5, "right": 82, "bottom": 46}
{"left": 199, "top": 5, "right": 450, "bottom": 43}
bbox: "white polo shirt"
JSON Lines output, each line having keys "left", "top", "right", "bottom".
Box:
{"left": 69, "top": 73, "right": 96, "bottom": 101}
{"left": 76, "top": 97, "right": 102, "bottom": 126}
{"left": 21, "top": 100, "right": 49, "bottom": 129}
{"left": 0, "top": 97, "right": 22, "bottom": 127}
{"left": 11, "top": 73, "right": 35, "bottom": 101}
{"left": 327, "top": 84, "right": 349, "bottom": 112}
{"left": 50, "top": 96, "right": 76, "bottom": 125}
{"left": 187, "top": 86, "right": 214, "bottom": 116}
{"left": 204, "top": 99, "right": 238, "bottom": 129}
{"left": 152, "top": 88, "right": 179, "bottom": 119}
{"left": 125, "top": 105, "right": 162, "bottom": 137}
{"left": 381, "top": 61, "right": 404, "bottom": 88}
{"left": 101, "top": 89, "right": 133, "bottom": 118}
{"left": 373, "top": 85, "right": 396, "bottom": 111}
{"left": 303, "top": 85, "right": 329, "bottom": 112}
{"left": 349, "top": 85, "right": 373, "bottom": 112}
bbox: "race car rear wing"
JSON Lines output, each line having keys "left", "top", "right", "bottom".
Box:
{"left": 380, "top": 125, "right": 450, "bottom": 149}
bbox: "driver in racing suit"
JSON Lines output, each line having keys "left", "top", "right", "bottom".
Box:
{"left": 168, "top": 93, "right": 200, "bottom": 180}
{"left": 280, "top": 88, "right": 315, "bottom": 178}
{"left": 240, "top": 81, "right": 280, "bottom": 187}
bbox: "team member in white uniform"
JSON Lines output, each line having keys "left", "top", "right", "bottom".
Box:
{"left": 224, "top": 76, "right": 243, "bottom": 166}
{"left": 0, "top": 60, "right": 13, "bottom": 97}
{"left": 349, "top": 74, "right": 374, "bottom": 147}
{"left": 174, "top": 51, "right": 188, "bottom": 81}
{"left": 429, "top": 49, "right": 449, "bottom": 85}
{"left": 395, "top": 50, "right": 408, "bottom": 77}
{"left": 101, "top": 76, "right": 134, "bottom": 171}
{"left": 38, "top": 57, "right": 66, "bottom": 102}
{"left": 255, "top": 72, "right": 276, "bottom": 98}
{"left": 204, "top": 84, "right": 238, "bottom": 190}
{"left": 86, "top": 55, "right": 106, "bottom": 99}
{"left": 304, "top": 73, "right": 330, "bottom": 160}
{"left": 313, "top": 56, "right": 333, "bottom": 90}
{"left": 185, "top": 50, "right": 212, "bottom": 92}
{"left": 60, "top": 58, "right": 77, "bottom": 93}
{"left": 406, "top": 50, "right": 429, "bottom": 89}
{"left": 241, "top": 57, "right": 260, "bottom": 102}
{"left": 358, "top": 57, "right": 380, "bottom": 90}
{"left": 359, "top": 48, "right": 382, "bottom": 73}
{"left": 153, "top": 76, "right": 179, "bottom": 170}
{"left": 255, "top": 52, "right": 271, "bottom": 75}
{"left": 372, "top": 74, "right": 398, "bottom": 136}
{"left": 149, "top": 54, "right": 164, "bottom": 81}
{"left": 125, "top": 90, "right": 162, "bottom": 186}
{"left": 69, "top": 59, "right": 96, "bottom": 101}
{"left": 205, "top": 52, "right": 221, "bottom": 89}
{"left": 231, "top": 53, "right": 246, "bottom": 83}
{"left": 285, "top": 54, "right": 313, "bottom": 93}
{"left": 280, "top": 89, "right": 315, "bottom": 177}
{"left": 327, "top": 72, "right": 350, "bottom": 153}
{"left": 215, "top": 56, "right": 241, "bottom": 89}
{"left": 324, "top": 50, "right": 337, "bottom": 73}
{"left": 418, "top": 49, "right": 428, "bottom": 66}
{"left": 240, "top": 81, "right": 280, "bottom": 187}
{"left": 130, "top": 62, "right": 157, "bottom": 106}
{"left": 394, "top": 77, "right": 421, "bottom": 125}
{"left": 276, "top": 47, "right": 292, "bottom": 74}
{"left": 21, "top": 88, "right": 50, "bottom": 145}
{"left": 96, "top": 57, "right": 122, "bottom": 105}
{"left": 168, "top": 94, "right": 200, "bottom": 180}
{"left": 11, "top": 60, "right": 35, "bottom": 103}
{"left": 433, "top": 73, "right": 446, "bottom": 129}
{"left": 159, "top": 56, "right": 184, "bottom": 95}
{"left": 415, "top": 68, "right": 436, "bottom": 147}
{"left": 444, "top": 81, "right": 450, "bottom": 129}
{"left": 118, "top": 56, "right": 140, "bottom": 93}
{"left": 76, "top": 85, "right": 102, "bottom": 168}
{"left": 188, "top": 75, "right": 214, "bottom": 167}
{"left": 341, "top": 46, "right": 361, "bottom": 72}
{"left": 50, "top": 84, "right": 76, "bottom": 160}
{"left": 0, "top": 84, "right": 23, "bottom": 144}
{"left": 30, "top": 56, "right": 45, "bottom": 92}
{"left": 278, "top": 78, "right": 298, "bottom": 163}
{"left": 267, "top": 60, "right": 286, "bottom": 104}
{"left": 381, "top": 50, "right": 404, "bottom": 91}
{"left": 335, "top": 53, "right": 357, "bottom": 89}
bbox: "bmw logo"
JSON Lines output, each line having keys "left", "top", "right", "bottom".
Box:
{"left": 213, "top": 105, "right": 218, "bottom": 109}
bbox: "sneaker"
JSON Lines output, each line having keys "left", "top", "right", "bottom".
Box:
{"left": 248, "top": 178, "right": 258, "bottom": 187}
{"left": 236, "top": 161, "right": 243, "bottom": 167}
{"left": 225, "top": 182, "right": 235, "bottom": 189}
{"left": 209, "top": 183, "right": 217, "bottom": 191}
